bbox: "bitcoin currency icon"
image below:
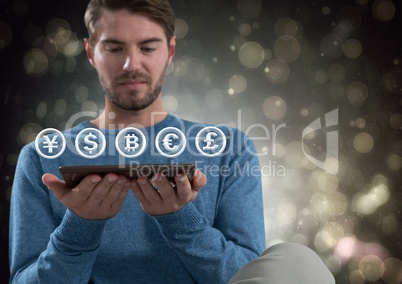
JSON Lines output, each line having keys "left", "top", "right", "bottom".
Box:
{"left": 155, "top": 127, "right": 186, "bottom": 158}
{"left": 75, "top": 128, "right": 106, "bottom": 159}
{"left": 196, "top": 127, "right": 227, "bottom": 157}
{"left": 115, "top": 127, "right": 146, "bottom": 158}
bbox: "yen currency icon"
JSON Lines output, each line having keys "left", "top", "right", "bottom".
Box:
{"left": 35, "top": 128, "right": 66, "bottom": 159}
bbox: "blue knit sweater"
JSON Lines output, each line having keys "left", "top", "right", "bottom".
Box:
{"left": 9, "top": 113, "right": 265, "bottom": 283}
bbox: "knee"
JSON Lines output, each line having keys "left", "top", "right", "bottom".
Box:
{"left": 261, "top": 242, "right": 335, "bottom": 283}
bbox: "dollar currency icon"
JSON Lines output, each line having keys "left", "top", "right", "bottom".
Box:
{"left": 83, "top": 132, "right": 99, "bottom": 154}
{"left": 76, "top": 128, "right": 106, "bottom": 159}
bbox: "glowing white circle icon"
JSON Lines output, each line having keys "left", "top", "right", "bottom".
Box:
{"left": 75, "top": 128, "right": 106, "bottom": 159}
{"left": 196, "top": 126, "right": 227, "bottom": 157}
{"left": 115, "top": 127, "right": 147, "bottom": 158}
{"left": 155, "top": 127, "right": 186, "bottom": 158}
{"left": 35, "top": 128, "right": 66, "bottom": 159}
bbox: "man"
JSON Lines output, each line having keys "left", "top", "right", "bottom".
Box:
{"left": 9, "top": 0, "right": 335, "bottom": 283}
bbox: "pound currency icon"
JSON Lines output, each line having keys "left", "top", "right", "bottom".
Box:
{"left": 196, "top": 127, "right": 227, "bottom": 157}
{"left": 76, "top": 128, "right": 106, "bottom": 159}
{"left": 203, "top": 132, "right": 219, "bottom": 151}
{"left": 115, "top": 127, "right": 146, "bottom": 158}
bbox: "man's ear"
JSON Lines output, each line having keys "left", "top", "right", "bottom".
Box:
{"left": 84, "top": 38, "right": 95, "bottom": 66}
{"left": 167, "top": 35, "right": 176, "bottom": 66}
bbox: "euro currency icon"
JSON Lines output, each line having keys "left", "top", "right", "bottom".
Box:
{"left": 203, "top": 132, "right": 219, "bottom": 151}
{"left": 162, "top": 133, "right": 179, "bottom": 152}
{"left": 83, "top": 132, "right": 99, "bottom": 154}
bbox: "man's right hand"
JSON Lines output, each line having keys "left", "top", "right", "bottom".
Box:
{"left": 42, "top": 173, "right": 130, "bottom": 220}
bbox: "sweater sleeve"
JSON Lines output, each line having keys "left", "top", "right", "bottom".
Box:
{"left": 9, "top": 145, "right": 106, "bottom": 284}
{"left": 153, "top": 134, "right": 266, "bottom": 283}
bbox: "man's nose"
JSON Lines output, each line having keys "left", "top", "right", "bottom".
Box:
{"left": 123, "top": 50, "right": 140, "bottom": 72}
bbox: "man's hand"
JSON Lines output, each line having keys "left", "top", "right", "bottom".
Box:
{"left": 131, "top": 169, "right": 207, "bottom": 216}
{"left": 42, "top": 173, "right": 130, "bottom": 220}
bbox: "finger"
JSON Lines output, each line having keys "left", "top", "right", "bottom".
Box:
{"left": 131, "top": 179, "right": 151, "bottom": 208}
{"left": 42, "top": 173, "right": 70, "bottom": 199}
{"left": 191, "top": 169, "right": 207, "bottom": 192}
{"left": 100, "top": 175, "right": 127, "bottom": 207}
{"left": 88, "top": 173, "right": 119, "bottom": 203}
{"left": 175, "top": 173, "right": 192, "bottom": 199}
{"left": 110, "top": 180, "right": 131, "bottom": 212}
{"left": 137, "top": 176, "right": 162, "bottom": 203}
{"left": 152, "top": 173, "right": 176, "bottom": 200}
{"left": 73, "top": 174, "right": 102, "bottom": 200}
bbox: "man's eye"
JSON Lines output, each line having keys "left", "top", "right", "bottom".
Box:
{"left": 106, "top": 47, "right": 123, "bottom": 53}
{"left": 141, "top": 47, "right": 156, "bottom": 53}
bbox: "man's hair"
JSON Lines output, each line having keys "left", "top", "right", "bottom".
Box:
{"left": 84, "top": 0, "right": 175, "bottom": 46}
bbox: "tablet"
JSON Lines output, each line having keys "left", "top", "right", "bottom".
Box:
{"left": 59, "top": 164, "right": 196, "bottom": 188}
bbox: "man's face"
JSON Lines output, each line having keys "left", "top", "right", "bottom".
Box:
{"left": 85, "top": 9, "right": 175, "bottom": 111}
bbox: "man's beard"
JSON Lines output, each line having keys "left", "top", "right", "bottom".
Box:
{"left": 99, "top": 65, "right": 167, "bottom": 111}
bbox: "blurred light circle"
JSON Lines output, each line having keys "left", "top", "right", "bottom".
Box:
{"left": 206, "top": 89, "right": 224, "bottom": 109}
{"left": 237, "top": 0, "right": 262, "bottom": 18}
{"left": 185, "top": 58, "right": 205, "bottom": 82}
{"left": 315, "top": 70, "right": 329, "bottom": 84}
{"left": 173, "top": 60, "right": 188, "bottom": 77}
{"left": 175, "top": 19, "right": 188, "bottom": 39}
{"left": 162, "top": 95, "right": 178, "bottom": 112}
{"left": 390, "top": 113, "right": 402, "bottom": 129}
{"left": 276, "top": 203, "right": 297, "bottom": 225}
{"left": 0, "top": 21, "right": 12, "bottom": 49}
{"left": 336, "top": 6, "right": 362, "bottom": 32}
{"left": 343, "top": 39, "right": 362, "bottom": 59}
{"left": 239, "top": 23, "right": 252, "bottom": 36}
{"left": 274, "top": 35, "right": 301, "bottom": 63}
{"left": 349, "top": 270, "right": 365, "bottom": 284}
{"left": 81, "top": 100, "right": 98, "bottom": 112}
{"left": 264, "top": 48, "right": 273, "bottom": 61}
{"left": 355, "top": 117, "right": 366, "bottom": 129}
{"left": 263, "top": 96, "right": 287, "bottom": 120}
{"left": 18, "top": 123, "right": 42, "bottom": 145}
{"left": 320, "top": 34, "right": 343, "bottom": 59}
{"left": 46, "top": 18, "right": 71, "bottom": 37}
{"left": 301, "top": 108, "right": 309, "bottom": 117}
{"left": 36, "top": 102, "right": 47, "bottom": 120}
{"left": 239, "top": 41, "right": 265, "bottom": 68}
{"left": 54, "top": 99, "right": 67, "bottom": 116}
{"left": 372, "top": 0, "right": 395, "bottom": 21}
{"left": 23, "top": 48, "right": 49, "bottom": 77}
{"left": 354, "top": 132, "right": 374, "bottom": 153}
{"left": 322, "top": 6, "right": 331, "bottom": 15}
{"left": 284, "top": 141, "right": 306, "bottom": 169}
{"left": 265, "top": 59, "right": 290, "bottom": 84}
{"left": 318, "top": 172, "right": 339, "bottom": 193}
{"left": 274, "top": 17, "right": 299, "bottom": 37}
{"left": 75, "top": 86, "right": 89, "bottom": 103}
{"left": 359, "top": 255, "right": 385, "bottom": 282}
{"left": 328, "top": 63, "right": 347, "bottom": 83}
{"left": 387, "top": 153, "right": 402, "bottom": 171}
{"left": 382, "top": 68, "right": 402, "bottom": 95}
{"left": 383, "top": 258, "right": 402, "bottom": 283}
{"left": 347, "top": 81, "right": 368, "bottom": 105}
{"left": 229, "top": 75, "right": 247, "bottom": 94}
